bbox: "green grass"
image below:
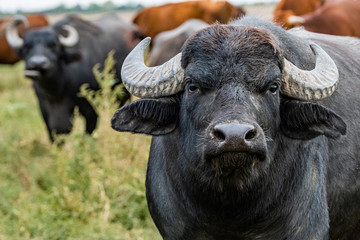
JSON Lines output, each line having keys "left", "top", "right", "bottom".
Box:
{"left": 0, "top": 56, "right": 161, "bottom": 239}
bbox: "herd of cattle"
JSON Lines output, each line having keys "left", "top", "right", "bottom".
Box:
{"left": 2, "top": 0, "right": 360, "bottom": 239}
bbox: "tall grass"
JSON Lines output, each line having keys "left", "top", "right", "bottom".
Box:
{"left": 0, "top": 53, "right": 160, "bottom": 239}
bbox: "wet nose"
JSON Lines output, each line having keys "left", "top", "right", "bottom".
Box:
{"left": 211, "top": 122, "right": 258, "bottom": 152}
{"left": 27, "top": 55, "right": 50, "bottom": 70}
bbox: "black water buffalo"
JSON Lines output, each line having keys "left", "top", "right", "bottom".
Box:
{"left": 6, "top": 14, "right": 142, "bottom": 141}
{"left": 150, "top": 19, "right": 208, "bottom": 66}
{"left": 112, "top": 16, "right": 360, "bottom": 239}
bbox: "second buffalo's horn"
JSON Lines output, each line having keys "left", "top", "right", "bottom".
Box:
{"left": 58, "top": 25, "right": 79, "bottom": 47}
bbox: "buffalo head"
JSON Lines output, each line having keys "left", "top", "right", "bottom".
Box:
{"left": 112, "top": 24, "right": 345, "bottom": 190}
{"left": 6, "top": 15, "right": 81, "bottom": 85}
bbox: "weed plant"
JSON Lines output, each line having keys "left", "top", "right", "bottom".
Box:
{"left": 0, "top": 52, "right": 160, "bottom": 239}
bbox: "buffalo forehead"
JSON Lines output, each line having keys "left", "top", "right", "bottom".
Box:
{"left": 184, "top": 53, "right": 280, "bottom": 91}
{"left": 182, "top": 25, "right": 281, "bottom": 88}
{"left": 24, "top": 28, "right": 58, "bottom": 44}
{"left": 182, "top": 24, "right": 281, "bottom": 64}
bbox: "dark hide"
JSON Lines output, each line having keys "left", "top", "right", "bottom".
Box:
{"left": 112, "top": 16, "right": 360, "bottom": 239}
{"left": 16, "top": 15, "right": 143, "bottom": 141}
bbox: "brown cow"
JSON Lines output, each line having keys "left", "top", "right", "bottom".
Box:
{"left": 133, "top": 0, "right": 245, "bottom": 39}
{"left": 0, "top": 14, "right": 48, "bottom": 64}
{"left": 273, "top": 0, "right": 335, "bottom": 29}
{"left": 287, "top": 0, "right": 360, "bottom": 37}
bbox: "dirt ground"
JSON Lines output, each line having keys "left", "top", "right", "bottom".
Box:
{"left": 46, "top": 3, "right": 276, "bottom": 24}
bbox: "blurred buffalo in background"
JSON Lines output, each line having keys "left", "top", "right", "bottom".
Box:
{"left": 6, "top": 14, "right": 143, "bottom": 141}
{"left": 150, "top": 19, "right": 208, "bottom": 66}
{"left": 0, "top": 14, "right": 48, "bottom": 64}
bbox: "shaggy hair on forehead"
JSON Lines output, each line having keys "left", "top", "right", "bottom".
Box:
{"left": 181, "top": 24, "right": 284, "bottom": 69}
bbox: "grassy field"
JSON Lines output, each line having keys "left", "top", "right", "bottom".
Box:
{"left": 0, "top": 56, "right": 160, "bottom": 239}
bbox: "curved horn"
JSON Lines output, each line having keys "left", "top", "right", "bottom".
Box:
{"left": 6, "top": 15, "right": 29, "bottom": 49}
{"left": 121, "top": 37, "right": 184, "bottom": 98}
{"left": 282, "top": 43, "right": 339, "bottom": 101}
{"left": 58, "top": 25, "right": 79, "bottom": 47}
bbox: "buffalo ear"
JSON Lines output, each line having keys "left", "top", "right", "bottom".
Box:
{"left": 111, "top": 96, "right": 180, "bottom": 136}
{"left": 280, "top": 99, "right": 346, "bottom": 139}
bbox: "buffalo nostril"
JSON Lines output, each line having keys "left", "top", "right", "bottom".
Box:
{"left": 212, "top": 128, "right": 226, "bottom": 141}
{"left": 245, "top": 128, "right": 257, "bottom": 140}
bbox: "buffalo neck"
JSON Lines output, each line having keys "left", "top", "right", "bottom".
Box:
{"left": 33, "top": 67, "right": 64, "bottom": 97}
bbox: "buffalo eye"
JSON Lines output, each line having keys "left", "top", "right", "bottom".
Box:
{"left": 268, "top": 82, "right": 279, "bottom": 94}
{"left": 187, "top": 82, "right": 200, "bottom": 93}
{"left": 47, "top": 41, "right": 56, "bottom": 48}
{"left": 24, "top": 42, "right": 33, "bottom": 49}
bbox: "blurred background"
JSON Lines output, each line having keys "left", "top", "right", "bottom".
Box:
{"left": 1, "top": 0, "right": 359, "bottom": 239}
{"left": 1, "top": 0, "right": 275, "bottom": 14}
{"left": 0, "top": 0, "right": 276, "bottom": 23}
